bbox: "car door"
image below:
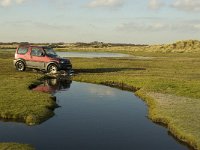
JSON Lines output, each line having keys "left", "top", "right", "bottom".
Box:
{"left": 29, "top": 47, "right": 45, "bottom": 69}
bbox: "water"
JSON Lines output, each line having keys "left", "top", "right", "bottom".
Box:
{"left": 0, "top": 79, "right": 188, "bottom": 150}
{"left": 56, "top": 52, "right": 130, "bottom": 58}
{"left": 0, "top": 49, "right": 130, "bottom": 58}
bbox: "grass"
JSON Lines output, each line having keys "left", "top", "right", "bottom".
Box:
{"left": 0, "top": 46, "right": 200, "bottom": 149}
{"left": 72, "top": 56, "right": 200, "bottom": 99}
{"left": 0, "top": 51, "right": 58, "bottom": 149}
{"left": 0, "top": 143, "right": 35, "bottom": 150}
{"left": 0, "top": 51, "right": 57, "bottom": 125}
{"left": 55, "top": 40, "right": 200, "bottom": 55}
{"left": 69, "top": 50, "right": 200, "bottom": 149}
{"left": 140, "top": 92, "right": 200, "bottom": 149}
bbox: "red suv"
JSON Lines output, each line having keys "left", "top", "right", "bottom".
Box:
{"left": 14, "top": 45, "right": 72, "bottom": 74}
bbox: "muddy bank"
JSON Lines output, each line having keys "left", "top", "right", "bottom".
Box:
{"left": 100, "top": 81, "right": 140, "bottom": 92}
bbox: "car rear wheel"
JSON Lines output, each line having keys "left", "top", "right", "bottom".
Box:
{"left": 47, "top": 64, "right": 58, "bottom": 74}
{"left": 15, "top": 61, "right": 26, "bottom": 71}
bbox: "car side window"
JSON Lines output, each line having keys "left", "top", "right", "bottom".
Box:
{"left": 31, "top": 48, "right": 43, "bottom": 57}
{"left": 18, "top": 47, "right": 28, "bottom": 54}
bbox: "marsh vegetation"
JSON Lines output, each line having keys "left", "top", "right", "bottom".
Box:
{"left": 0, "top": 40, "right": 200, "bottom": 149}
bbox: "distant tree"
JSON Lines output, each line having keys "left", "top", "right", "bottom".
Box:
{"left": 19, "top": 42, "right": 30, "bottom": 46}
{"left": 58, "top": 42, "right": 65, "bottom": 45}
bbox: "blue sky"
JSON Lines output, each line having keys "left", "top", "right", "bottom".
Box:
{"left": 0, "top": 0, "right": 200, "bottom": 44}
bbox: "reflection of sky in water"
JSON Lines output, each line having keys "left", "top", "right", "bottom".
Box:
{"left": 87, "top": 85, "right": 116, "bottom": 97}
{"left": 57, "top": 52, "right": 130, "bottom": 58}
{"left": 0, "top": 81, "right": 187, "bottom": 150}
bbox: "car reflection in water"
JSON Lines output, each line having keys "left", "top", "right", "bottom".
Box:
{"left": 32, "top": 78, "right": 72, "bottom": 94}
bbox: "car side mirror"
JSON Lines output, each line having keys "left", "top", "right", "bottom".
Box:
{"left": 41, "top": 52, "right": 45, "bottom": 57}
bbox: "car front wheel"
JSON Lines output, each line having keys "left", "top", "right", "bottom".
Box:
{"left": 47, "top": 64, "right": 58, "bottom": 74}
{"left": 15, "top": 61, "right": 26, "bottom": 71}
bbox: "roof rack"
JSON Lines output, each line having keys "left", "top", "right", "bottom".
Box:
{"left": 18, "top": 42, "right": 30, "bottom": 47}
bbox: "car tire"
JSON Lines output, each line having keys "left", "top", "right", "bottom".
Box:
{"left": 47, "top": 64, "right": 58, "bottom": 74}
{"left": 15, "top": 61, "right": 26, "bottom": 71}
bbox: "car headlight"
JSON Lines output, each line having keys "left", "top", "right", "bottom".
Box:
{"left": 60, "top": 60, "right": 65, "bottom": 63}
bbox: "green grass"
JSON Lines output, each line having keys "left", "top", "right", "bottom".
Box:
{"left": 0, "top": 143, "right": 35, "bottom": 150}
{"left": 0, "top": 51, "right": 57, "bottom": 125}
{"left": 0, "top": 51, "right": 58, "bottom": 149}
{"left": 72, "top": 56, "right": 200, "bottom": 99}
{"left": 0, "top": 47, "right": 200, "bottom": 149}
{"left": 55, "top": 40, "right": 200, "bottom": 55}
{"left": 70, "top": 52, "right": 200, "bottom": 149}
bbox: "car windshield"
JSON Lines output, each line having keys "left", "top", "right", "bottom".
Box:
{"left": 44, "top": 47, "right": 58, "bottom": 57}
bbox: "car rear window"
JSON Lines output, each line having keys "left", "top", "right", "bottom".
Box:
{"left": 18, "top": 47, "right": 28, "bottom": 54}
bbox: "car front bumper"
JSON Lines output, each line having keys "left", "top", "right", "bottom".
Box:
{"left": 58, "top": 63, "right": 72, "bottom": 70}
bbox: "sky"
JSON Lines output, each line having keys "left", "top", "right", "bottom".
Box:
{"left": 0, "top": 0, "right": 200, "bottom": 44}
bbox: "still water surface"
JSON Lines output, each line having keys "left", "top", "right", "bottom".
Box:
{"left": 0, "top": 49, "right": 130, "bottom": 58}
{"left": 57, "top": 52, "right": 130, "bottom": 58}
{"left": 0, "top": 79, "right": 188, "bottom": 150}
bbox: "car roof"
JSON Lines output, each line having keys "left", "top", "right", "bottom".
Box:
{"left": 18, "top": 45, "right": 51, "bottom": 49}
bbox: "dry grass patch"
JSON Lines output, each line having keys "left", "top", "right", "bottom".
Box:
{"left": 142, "top": 92, "right": 200, "bottom": 149}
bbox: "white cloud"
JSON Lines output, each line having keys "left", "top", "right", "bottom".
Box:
{"left": 3, "top": 20, "right": 74, "bottom": 31}
{"left": 148, "top": 0, "right": 164, "bottom": 10}
{"left": 0, "top": 0, "right": 11, "bottom": 7}
{"left": 193, "top": 24, "right": 200, "bottom": 29}
{"left": 0, "top": 0, "right": 27, "bottom": 7}
{"left": 117, "top": 20, "right": 200, "bottom": 33}
{"left": 87, "top": 0, "right": 124, "bottom": 8}
{"left": 117, "top": 22, "right": 168, "bottom": 32}
{"left": 171, "top": 0, "right": 200, "bottom": 12}
{"left": 49, "top": 0, "right": 72, "bottom": 9}
{"left": 16, "top": 0, "right": 25, "bottom": 4}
